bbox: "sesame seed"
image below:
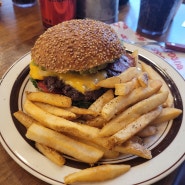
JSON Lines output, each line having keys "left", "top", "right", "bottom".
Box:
{"left": 31, "top": 19, "right": 125, "bottom": 73}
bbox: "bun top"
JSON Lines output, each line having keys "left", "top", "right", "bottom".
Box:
{"left": 31, "top": 19, "right": 125, "bottom": 73}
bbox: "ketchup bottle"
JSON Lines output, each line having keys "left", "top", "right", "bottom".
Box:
{"left": 39, "top": 0, "right": 76, "bottom": 29}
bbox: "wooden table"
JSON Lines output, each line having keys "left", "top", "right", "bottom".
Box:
{"left": 0, "top": 0, "right": 185, "bottom": 184}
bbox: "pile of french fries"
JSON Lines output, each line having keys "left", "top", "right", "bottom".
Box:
{"left": 13, "top": 53, "right": 182, "bottom": 184}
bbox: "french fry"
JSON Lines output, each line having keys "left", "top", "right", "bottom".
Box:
{"left": 87, "top": 137, "right": 110, "bottom": 151}
{"left": 137, "top": 72, "right": 148, "bottom": 87}
{"left": 137, "top": 125, "right": 158, "bottom": 137}
{"left": 101, "top": 79, "right": 162, "bottom": 121}
{"left": 64, "top": 164, "right": 131, "bottom": 184}
{"left": 24, "top": 99, "right": 101, "bottom": 140}
{"left": 108, "top": 107, "right": 162, "bottom": 147}
{"left": 26, "top": 124, "right": 103, "bottom": 164}
{"left": 141, "top": 62, "right": 173, "bottom": 107}
{"left": 24, "top": 99, "right": 110, "bottom": 149}
{"left": 114, "top": 139, "right": 152, "bottom": 159}
{"left": 96, "top": 76, "right": 122, "bottom": 88}
{"left": 13, "top": 111, "right": 40, "bottom": 128}
{"left": 131, "top": 49, "right": 138, "bottom": 62}
{"left": 34, "top": 102, "right": 77, "bottom": 120}
{"left": 35, "top": 143, "right": 65, "bottom": 166}
{"left": 26, "top": 91, "right": 72, "bottom": 108}
{"left": 65, "top": 106, "right": 98, "bottom": 116}
{"left": 96, "top": 67, "right": 140, "bottom": 88}
{"left": 114, "top": 78, "right": 139, "bottom": 96}
{"left": 74, "top": 137, "right": 119, "bottom": 159}
{"left": 131, "top": 50, "right": 143, "bottom": 71}
{"left": 102, "top": 149, "right": 120, "bottom": 159}
{"left": 88, "top": 89, "right": 114, "bottom": 114}
{"left": 99, "top": 91, "right": 168, "bottom": 137}
{"left": 14, "top": 111, "right": 66, "bottom": 166}
{"left": 85, "top": 116, "right": 106, "bottom": 128}
{"left": 152, "top": 107, "right": 182, "bottom": 125}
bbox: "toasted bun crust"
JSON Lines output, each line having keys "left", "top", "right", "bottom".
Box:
{"left": 31, "top": 19, "right": 125, "bottom": 73}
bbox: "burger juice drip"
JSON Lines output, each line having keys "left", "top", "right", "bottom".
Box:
{"left": 39, "top": 0, "right": 76, "bottom": 29}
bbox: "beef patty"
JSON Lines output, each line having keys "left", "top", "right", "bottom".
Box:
{"left": 35, "top": 54, "right": 135, "bottom": 104}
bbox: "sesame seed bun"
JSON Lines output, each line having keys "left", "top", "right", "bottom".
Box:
{"left": 31, "top": 19, "right": 125, "bottom": 73}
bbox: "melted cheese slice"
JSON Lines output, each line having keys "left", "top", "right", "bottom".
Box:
{"left": 29, "top": 62, "right": 107, "bottom": 94}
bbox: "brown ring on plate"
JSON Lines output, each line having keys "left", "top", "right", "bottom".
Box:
{"left": 10, "top": 53, "right": 183, "bottom": 169}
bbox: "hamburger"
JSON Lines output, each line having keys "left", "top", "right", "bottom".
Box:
{"left": 30, "top": 19, "right": 136, "bottom": 107}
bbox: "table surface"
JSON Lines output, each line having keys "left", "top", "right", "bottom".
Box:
{"left": 0, "top": 0, "right": 185, "bottom": 185}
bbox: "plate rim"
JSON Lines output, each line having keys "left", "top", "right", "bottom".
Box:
{"left": 0, "top": 44, "right": 185, "bottom": 185}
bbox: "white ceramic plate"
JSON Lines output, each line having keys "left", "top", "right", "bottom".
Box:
{"left": 0, "top": 43, "right": 184, "bottom": 185}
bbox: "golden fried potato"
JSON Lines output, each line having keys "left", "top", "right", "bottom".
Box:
{"left": 152, "top": 107, "right": 182, "bottom": 125}
{"left": 141, "top": 62, "right": 173, "bottom": 107}
{"left": 24, "top": 99, "right": 101, "bottom": 140}
{"left": 108, "top": 107, "right": 162, "bottom": 147}
{"left": 137, "top": 72, "right": 148, "bottom": 87}
{"left": 99, "top": 91, "right": 168, "bottom": 137}
{"left": 65, "top": 106, "right": 98, "bottom": 116}
{"left": 35, "top": 143, "right": 65, "bottom": 166}
{"left": 13, "top": 111, "right": 40, "bottom": 128}
{"left": 114, "top": 78, "right": 139, "bottom": 96}
{"left": 88, "top": 89, "right": 114, "bottom": 114}
{"left": 26, "top": 124, "right": 103, "bottom": 164}
{"left": 85, "top": 116, "right": 106, "bottom": 128}
{"left": 137, "top": 125, "right": 158, "bottom": 137}
{"left": 26, "top": 91, "right": 72, "bottom": 107}
{"left": 101, "top": 79, "right": 162, "bottom": 121}
{"left": 34, "top": 102, "right": 77, "bottom": 120}
{"left": 64, "top": 164, "right": 131, "bottom": 184}
{"left": 114, "top": 139, "right": 152, "bottom": 159}
{"left": 96, "top": 67, "right": 140, "bottom": 88}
